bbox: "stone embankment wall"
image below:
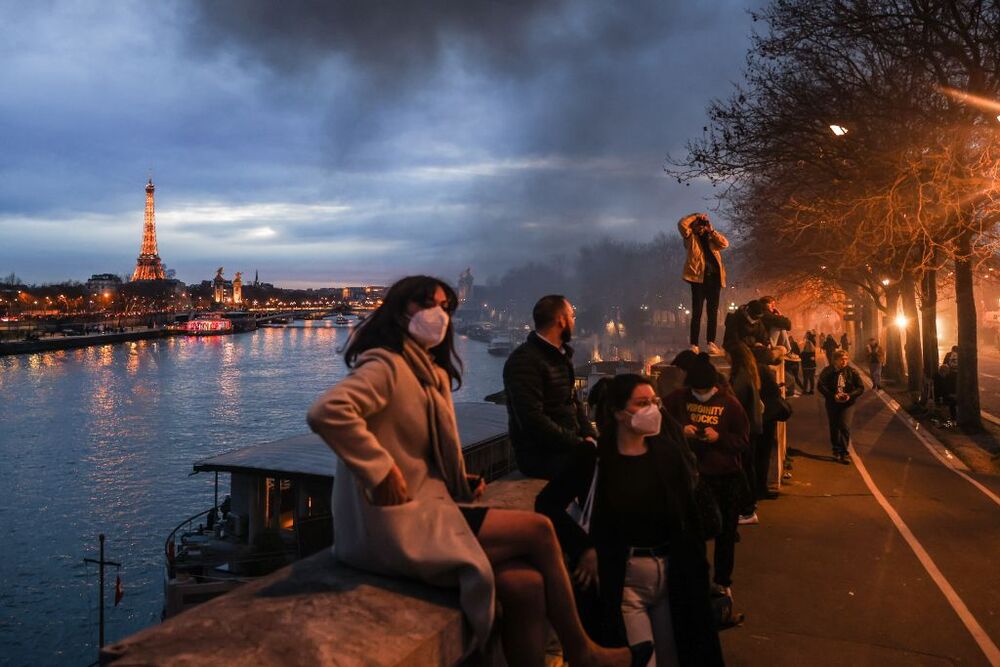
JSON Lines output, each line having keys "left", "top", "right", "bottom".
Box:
{"left": 101, "top": 476, "right": 545, "bottom": 666}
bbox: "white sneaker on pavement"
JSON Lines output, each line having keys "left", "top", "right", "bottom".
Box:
{"left": 707, "top": 341, "right": 724, "bottom": 356}
{"left": 738, "top": 512, "right": 759, "bottom": 525}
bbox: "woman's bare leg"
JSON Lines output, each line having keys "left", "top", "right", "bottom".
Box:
{"left": 494, "top": 559, "right": 547, "bottom": 667}
{"left": 477, "top": 509, "right": 628, "bottom": 667}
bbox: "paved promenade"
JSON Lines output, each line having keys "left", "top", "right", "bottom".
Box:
{"left": 721, "top": 384, "right": 1000, "bottom": 666}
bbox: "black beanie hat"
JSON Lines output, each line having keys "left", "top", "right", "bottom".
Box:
{"left": 746, "top": 300, "right": 765, "bottom": 319}
{"left": 685, "top": 353, "right": 717, "bottom": 389}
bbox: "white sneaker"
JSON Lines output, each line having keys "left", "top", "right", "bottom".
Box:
{"left": 738, "top": 512, "right": 759, "bottom": 525}
{"left": 707, "top": 342, "right": 724, "bottom": 356}
{"left": 689, "top": 344, "right": 700, "bottom": 354}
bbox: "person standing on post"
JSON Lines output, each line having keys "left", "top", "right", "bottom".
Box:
{"left": 678, "top": 213, "right": 728, "bottom": 356}
{"left": 817, "top": 349, "right": 865, "bottom": 464}
{"left": 504, "top": 295, "right": 598, "bottom": 480}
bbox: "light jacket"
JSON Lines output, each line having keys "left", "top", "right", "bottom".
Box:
{"left": 678, "top": 213, "right": 729, "bottom": 287}
{"left": 307, "top": 340, "right": 494, "bottom": 652}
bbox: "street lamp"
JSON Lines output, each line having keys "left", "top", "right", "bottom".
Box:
{"left": 894, "top": 314, "right": 908, "bottom": 329}
{"left": 830, "top": 124, "right": 849, "bottom": 136}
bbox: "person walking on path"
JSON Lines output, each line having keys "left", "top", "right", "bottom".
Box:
{"left": 308, "top": 277, "right": 629, "bottom": 667}
{"left": 865, "top": 337, "right": 883, "bottom": 390}
{"left": 536, "top": 375, "right": 724, "bottom": 666}
{"left": 817, "top": 349, "right": 865, "bottom": 464}
{"left": 664, "top": 354, "right": 750, "bottom": 596}
{"left": 840, "top": 332, "right": 850, "bottom": 353}
{"left": 821, "top": 333, "right": 839, "bottom": 368}
{"left": 800, "top": 334, "right": 817, "bottom": 394}
{"left": 678, "top": 212, "right": 728, "bottom": 356}
{"left": 503, "top": 294, "right": 598, "bottom": 481}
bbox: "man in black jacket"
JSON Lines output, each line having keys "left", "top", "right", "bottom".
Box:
{"left": 503, "top": 295, "right": 597, "bottom": 480}
{"left": 817, "top": 349, "right": 865, "bottom": 464}
{"left": 722, "top": 300, "right": 767, "bottom": 352}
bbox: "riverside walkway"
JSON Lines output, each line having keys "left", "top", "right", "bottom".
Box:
{"left": 101, "top": 374, "right": 1000, "bottom": 666}
{"left": 723, "top": 381, "right": 1000, "bottom": 666}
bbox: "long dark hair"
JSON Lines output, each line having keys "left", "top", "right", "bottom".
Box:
{"left": 343, "top": 275, "right": 463, "bottom": 388}
{"left": 591, "top": 373, "right": 655, "bottom": 456}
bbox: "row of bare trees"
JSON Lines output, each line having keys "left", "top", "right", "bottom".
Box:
{"left": 669, "top": 0, "right": 1000, "bottom": 430}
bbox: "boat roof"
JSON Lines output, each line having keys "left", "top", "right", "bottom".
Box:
{"left": 192, "top": 402, "right": 509, "bottom": 480}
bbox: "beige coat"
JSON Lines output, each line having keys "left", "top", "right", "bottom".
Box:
{"left": 678, "top": 213, "right": 729, "bottom": 287}
{"left": 306, "top": 343, "right": 495, "bottom": 651}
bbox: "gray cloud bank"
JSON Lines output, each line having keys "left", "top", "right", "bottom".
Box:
{"left": 0, "top": 1, "right": 757, "bottom": 286}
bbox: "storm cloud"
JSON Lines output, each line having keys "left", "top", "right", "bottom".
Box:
{"left": 0, "top": 1, "right": 758, "bottom": 286}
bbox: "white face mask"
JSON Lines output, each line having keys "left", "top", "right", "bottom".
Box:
{"left": 629, "top": 404, "right": 662, "bottom": 436}
{"left": 691, "top": 387, "right": 718, "bottom": 402}
{"left": 407, "top": 306, "right": 449, "bottom": 348}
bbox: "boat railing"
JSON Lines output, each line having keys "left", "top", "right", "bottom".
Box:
{"left": 164, "top": 507, "right": 213, "bottom": 567}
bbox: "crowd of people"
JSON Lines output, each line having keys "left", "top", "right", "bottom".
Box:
{"left": 304, "top": 222, "right": 882, "bottom": 666}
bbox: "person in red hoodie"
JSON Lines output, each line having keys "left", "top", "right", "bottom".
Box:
{"left": 664, "top": 353, "right": 750, "bottom": 597}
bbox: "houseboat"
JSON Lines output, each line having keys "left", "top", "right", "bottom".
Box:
{"left": 163, "top": 402, "right": 513, "bottom": 618}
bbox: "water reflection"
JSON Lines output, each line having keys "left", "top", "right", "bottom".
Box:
{"left": 0, "top": 325, "right": 510, "bottom": 665}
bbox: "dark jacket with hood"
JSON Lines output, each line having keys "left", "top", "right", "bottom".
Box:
{"left": 723, "top": 305, "right": 767, "bottom": 350}
{"left": 503, "top": 331, "right": 597, "bottom": 480}
{"left": 535, "top": 417, "right": 724, "bottom": 665}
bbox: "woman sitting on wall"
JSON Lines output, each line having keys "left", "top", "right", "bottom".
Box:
{"left": 307, "top": 275, "right": 630, "bottom": 667}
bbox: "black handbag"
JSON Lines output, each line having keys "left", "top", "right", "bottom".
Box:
{"left": 763, "top": 394, "right": 793, "bottom": 422}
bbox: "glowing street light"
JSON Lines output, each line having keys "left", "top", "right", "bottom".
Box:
{"left": 894, "top": 314, "right": 909, "bottom": 329}
{"left": 830, "top": 124, "right": 849, "bottom": 136}
{"left": 881, "top": 278, "right": 891, "bottom": 286}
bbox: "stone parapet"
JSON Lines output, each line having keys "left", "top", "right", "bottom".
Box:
{"left": 102, "top": 475, "right": 547, "bottom": 666}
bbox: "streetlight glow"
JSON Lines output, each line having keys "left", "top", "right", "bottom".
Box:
{"left": 881, "top": 278, "right": 890, "bottom": 286}
{"left": 894, "top": 314, "right": 908, "bottom": 329}
{"left": 830, "top": 124, "right": 849, "bottom": 136}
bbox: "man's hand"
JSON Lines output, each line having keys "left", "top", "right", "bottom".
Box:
{"left": 703, "top": 426, "right": 720, "bottom": 443}
{"left": 371, "top": 465, "right": 411, "bottom": 506}
{"left": 573, "top": 548, "right": 599, "bottom": 590}
{"left": 835, "top": 392, "right": 849, "bottom": 403}
{"left": 683, "top": 424, "right": 699, "bottom": 439}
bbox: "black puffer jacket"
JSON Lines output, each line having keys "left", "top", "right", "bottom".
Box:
{"left": 503, "top": 332, "right": 597, "bottom": 480}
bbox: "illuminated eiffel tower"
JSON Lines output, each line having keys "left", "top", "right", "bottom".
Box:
{"left": 131, "top": 178, "right": 166, "bottom": 281}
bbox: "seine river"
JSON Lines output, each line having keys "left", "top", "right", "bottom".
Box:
{"left": 0, "top": 322, "right": 510, "bottom": 666}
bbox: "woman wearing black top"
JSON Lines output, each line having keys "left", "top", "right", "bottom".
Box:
{"left": 536, "top": 375, "right": 723, "bottom": 666}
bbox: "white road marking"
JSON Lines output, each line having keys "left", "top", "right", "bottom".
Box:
{"left": 979, "top": 372, "right": 1000, "bottom": 381}
{"left": 852, "top": 365, "right": 1000, "bottom": 509}
{"left": 848, "top": 445, "right": 1000, "bottom": 665}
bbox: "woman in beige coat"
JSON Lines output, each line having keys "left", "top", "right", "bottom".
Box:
{"left": 308, "top": 276, "right": 630, "bottom": 667}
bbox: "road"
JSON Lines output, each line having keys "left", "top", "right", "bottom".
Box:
{"left": 721, "top": 383, "right": 1000, "bottom": 666}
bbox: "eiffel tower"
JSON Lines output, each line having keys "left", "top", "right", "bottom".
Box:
{"left": 131, "top": 178, "right": 166, "bottom": 281}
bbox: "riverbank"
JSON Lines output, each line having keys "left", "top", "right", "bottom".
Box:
{"left": 0, "top": 327, "right": 175, "bottom": 356}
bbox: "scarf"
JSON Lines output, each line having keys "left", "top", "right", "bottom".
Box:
{"left": 401, "top": 338, "right": 474, "bottom": 502}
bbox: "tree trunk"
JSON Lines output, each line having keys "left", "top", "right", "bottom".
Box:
{"left": 954, "top": 229, "right": 982, "bottom": 431}
{"left": 883, "top": 284, "right": 904, "bottom": 381}
{"left": 860, "top": 290, "right": 877, "bottom": 364}
{"left": 919, "top": 266, "right": 939, "bottom": 405}
{"left": 900, "top": 273, "right": 923, "bottom": 395}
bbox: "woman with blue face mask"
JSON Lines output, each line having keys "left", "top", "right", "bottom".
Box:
{"left": 308, "top": 276, "right": 630, "bottom": 667}
{"left": 537, "top": 374, "right": 723, "bottom": 666}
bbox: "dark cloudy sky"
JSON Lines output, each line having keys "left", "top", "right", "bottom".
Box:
{"left": 0, "top": 1, "right": 758, "bottom": 287}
